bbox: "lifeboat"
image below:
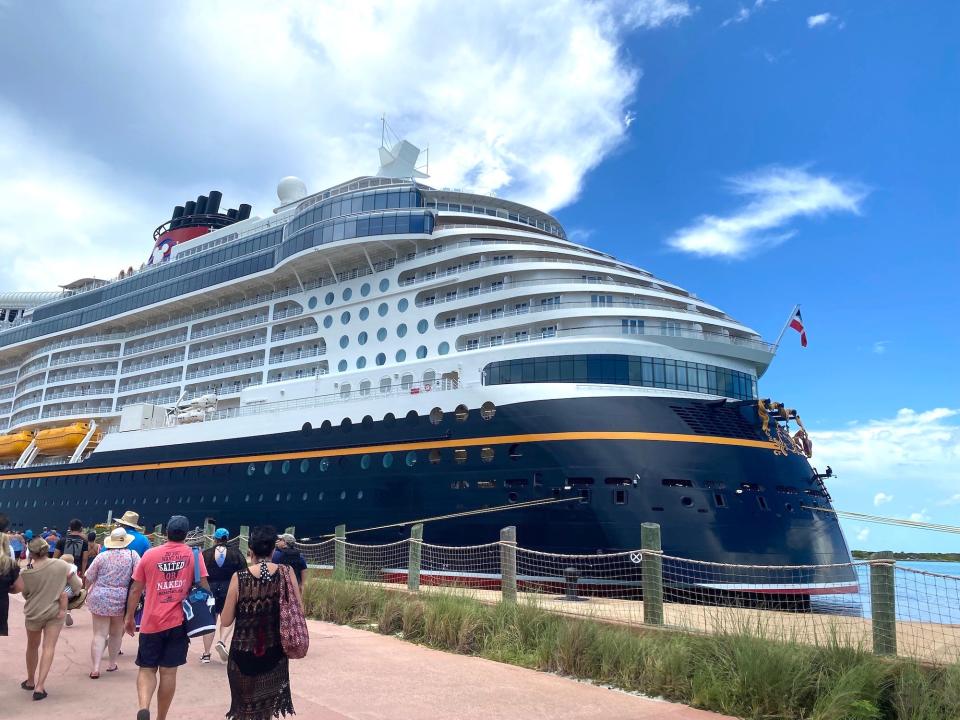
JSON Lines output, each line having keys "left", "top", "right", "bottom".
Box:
{"left": 35, "top": 422, "right": 91, "bottom": 456}
{"left": 0, "top": 430, "right": 35, "bottom": 460}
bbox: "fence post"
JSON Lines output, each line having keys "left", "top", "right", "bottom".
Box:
{"left": 407, "top": 523, "right": 423, "bottom": 592}
{"left": 334, "top": 524, "right": 346, "bottom": 575}
{"left": 641, "top": 522, "right": 664, "bottom": 626}
{"left": 203, "top": 520, "right": 215, "bottom": 549}
{"left": 238, "top": 525, "right": 249, "bottom": 556}
{"left": 500, "top": 526, "right": 517, "bottom": 604}
{"left": 870, "top": 551, "right": 897, "bottom": 656}
{"left": 153, "top": 523, "right": 163, "bottom": 546}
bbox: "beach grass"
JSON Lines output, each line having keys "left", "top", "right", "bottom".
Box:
{"left": 301, "top": 577, "right": 960, "bottom": 720}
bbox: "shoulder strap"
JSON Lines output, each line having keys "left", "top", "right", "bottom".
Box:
{"left": 192, "top": 546, "right": 200, "bottom": 584}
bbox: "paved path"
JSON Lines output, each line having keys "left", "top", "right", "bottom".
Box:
{"left": 2, "top": 594, "right": 731, "bottom": 719}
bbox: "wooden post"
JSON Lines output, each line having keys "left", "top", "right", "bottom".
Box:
{"left": 407, "top": 523, "right": 424, "bottom": 592}
{"left": 203, "top": 520, "right": 215, "bottom": 549}
{"left": 870, "top": 551, "right": 897, "bottom": 656}
{"left": 238, "top": 525, "right": 249, "bottom": 556}
{"left": 500, "top": 526, "right": 517, "bottom": 604}
{"left": 284, "top": 526, "right": 296, "bottom": 538}
{"left": 153, "top": 523, "right": 163, "bottom": 547}
{"left": 334, "top": 524, "right": 346, "bottom": 575}
{"left": 641, "top": 522, "right": 663, "bottom": 626}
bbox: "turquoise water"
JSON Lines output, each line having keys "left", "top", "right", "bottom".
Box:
{"left": 814, "top": 561, "right": 960, "bottom": 623}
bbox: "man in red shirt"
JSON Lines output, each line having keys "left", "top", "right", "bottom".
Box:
{"left": 125, "top": 515, "right": 209, "bottom": 720}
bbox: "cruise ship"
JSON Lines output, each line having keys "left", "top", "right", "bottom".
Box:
{"left": 0, "top": 137, "right": 852, "bottom": 592}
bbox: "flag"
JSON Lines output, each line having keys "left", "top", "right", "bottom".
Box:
{"left": 789, "top": 307, "right": 807, "bottom": 347}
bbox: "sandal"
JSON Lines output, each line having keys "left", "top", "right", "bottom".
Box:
{"left": 106, "top": 664, "right": 119, "bottom": 672}
{"left": 20, "top": 680, "right": 35, "bottom": 690}
{"left": 89, "top": 671, "right": 100, "bottom": 679}
{"left": 33, "top": 690, "right": 48, "bottom": 701}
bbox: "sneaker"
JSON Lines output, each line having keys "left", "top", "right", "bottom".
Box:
{"left": 215, "top": 641, "right": 229, "bottom": 662}
{"left": 137, "top": 710, "right": 150, "bottom": 720}
{"left": 200, "top": 653, "right": 211, "bottom": 664}
{"left": 65, "top": 613, "right": 73, "bottom": 627}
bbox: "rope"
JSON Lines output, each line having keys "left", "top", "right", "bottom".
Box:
{"left": 805, "top": 507, "right": 960, "bottom": 535}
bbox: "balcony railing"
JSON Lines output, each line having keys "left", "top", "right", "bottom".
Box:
{"left": 47, "top": 368, "right": 120, "bottom": 385}
{"left": 188, "top": 336, "right": 266, "bottom": 360}
{"left": 191, "top": 316, "right": 268, "bottom": 340}
{"left": 45, "top": 385, "right": 116, "bottom": 401}
{"left": 271, "top": 326, "right": 317, "bottom": 343}
{"left": 121, "top": 354, "right": 186, "bottom": 376}
{"left": 123, "top": 335, "right": 188, "bottom": 357}
{"left": 49, "top": 350, "right": 121, "bottom": 367}
{"left": 273, "top": 307, "right": 304, "bottom": 321}
{"left": 118, "top": 375, "right": 182, "bottom": 393}
{"left": 185, "top": 359, "right": 264, "bottom": 381}
{"left": 268, "top": 347, "right": 325, "bottom": 365}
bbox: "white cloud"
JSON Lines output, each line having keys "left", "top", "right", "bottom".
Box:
{"left": 855, "top": 527, "right": 870, "bottom": 542}
{"left": 807, "top": 12, "right": 835, "bottom": 28}
{"left": 872, "top": 341, "right": 889, "bottom": 355}
{"left": 722, "top": 0, "right": 769, "bottom": 27}
{"left": 939, "top": 493, "right": 960, "bottom": 506}
{"left": 908, "top": 509, "right": 931, "bottom": 523}
{"left": 873, "top": 492, "right": 894, "bottom": 507}
{"left": 666, "top": 166, "right": 867, "bottom": 258}
{"left": 0, "top": 1, "right": 693, "bottom": 290}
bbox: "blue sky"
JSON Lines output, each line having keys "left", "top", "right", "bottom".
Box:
{"left": 0, "top": 1, "right": 956, "bottom": 550}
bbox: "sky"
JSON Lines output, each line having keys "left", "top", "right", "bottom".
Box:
{"left": 0, "top": 1, "right": 957, "bottom": 551}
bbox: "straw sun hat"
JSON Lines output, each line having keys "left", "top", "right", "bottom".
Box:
{"left": 104, "top": 527, "right": 135, "bottom": 549}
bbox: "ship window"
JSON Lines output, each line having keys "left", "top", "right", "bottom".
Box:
{"left": 429, "top": 407, "right": 443, "bottom": 425}
{"left": 361, "top": 283, "right": 371, "bottom": 297}
{"left": 455, "top": 404, "right": 469, "bottom": 422}
{"left": 396, "top": 349, "right": 406, "bottom": 362}
{"left": 429, "top": 449, "right": 441, "bottom": 464}
{"left": 357, "top": 490, "right": 363, "bottom": 500}
{"left": 302, "top": 492, "right": 308, "bottom": 501}
{"left": 785, "top": 502, "right": 794, "bottom": 512}
{"left": 681, "top": 496, "right": 694, "bottom": 507}
{"left": 579, "top": 489, "right": 591, "bottom": 503}
{"left": 358, "top": 331, "right": 368, "bottom": 345}
{"left": 451, "top": 480, "right": 469, "bottom": 489}
{"left": 757, "top": 496, "right": 769, "bottom": 511}
{"left": 438, "top": 342, "right": 449, "bottom": 355}
{"left": 377, "top": 302, "right": 388, "bottom": 317}
{"left": 342, "top": 288, "right": 352, "bottom": 301}
{"left": 614, "top": 489, "right": 627, "bottom": 505}
{"left": 338, "top": 360, "right": 347, "bottom": 371}
{"left": 605, "top": 478, "right": 631, "bottom": 486}
{"left": 480, "top": 401, "right": 496, "bottom": 420}
{"left": 359, "top": 307, "right": 370, "bottom": 321}
{"left": 360, "top": 454, "right": 371, "bottom": 470}
{"left": 481, "top": 447, "right": 494, "bottom": 463}
{"left": 662, "top": 478, "right": 693, "bottom": 488}
{"left": 340, "top": 490, "right": 346, "bottom": 500}
{"left": 318, "top": 492, "right": 324, "bottom": 501}
{"left": 244, "top": 494, "right": 250, "bottom": 502}
{"left": 380, "top": 279, "right": 390, "bottom": 292}
{"left": 405, "top": 451, "right": 417, "bottom": 467}
{"left": 397, "top": 323, "right": 407, "bottom": 338}
{"left": 416, "top": 346, "right": 427, "bottom": 359}
{"left": 714, "top": 493, "right": 726, "bottom": 508}
{"left": 308, "top": 296, "right": 318, "bottom": 309}
{"left": 568, "top": 477, "right": 594, "bottom": 486}
{"left": 339, "top": 336, "right": 349, "bottom": 349}
{"left": 321, "top": 420, "right": 332, "bottom": 433}
{"left": 341, "top": 417, "right": 352, "bottom": 431}
{"left": 323, "top": 316, "right": 333, "bottom": 329}
{"left": 377, "top": 328, "right": 387, "bottom": 341}
{"left": 398, "top": 298, "right": 408, "bottom": 312}
{"left": 302, "top": 422, "right": 312, "bottom": 434}
{"left": 505, "top": 478, "right": 527, "bottom": 487}
{"left": 383, "top": 412, "right": 396, "bottom": 426}
{"left": 281, "top": 461, "right": 290, "bottom": 475}
{"left": 275, "top": 493, "right": 281, "bottom": 502}
{"left": 340, "top": 311, "right": 351, "bottom": 325}
{"left": 454, "top": 449, "right": 467, "bottom": 464}
{"left": 325, "top": 292, "right": 334, "bottom": 306}
{"left": 356, "top": 356, "right": 366, "bottom": 369}
{"left": 264, "top": 462, "right": 273, "bottom": 476}
{"left": 509, "top": 444, "right": 522, "bottom": 460}
{"left": 383, "top": 453, "right": 393, "bottom": 468}
{"left": 405, "top": 410, "right": 419, "bottom": 425}
{"left": 417, "top": 319, "right": 428, "bottom": 334}
{"left": 376, "top": 352, "right": 386, "bottom": 366}
{"left": 319, "top": 458, "right": 330, "bottom": 472}
{"left": 362, "top": 415, "right": 374, "bottom": 429}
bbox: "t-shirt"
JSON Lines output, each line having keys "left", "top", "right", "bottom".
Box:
{"left": 132, "top": 542, "right": 208, "bottom": 634}
{"left": 0, "top": 564, "right": 20, "bottom": 636}
{"left": 56, "top": 534, "right": 89, "bottom": 571}
{"left": 126, "top": 530, "right": 152, "bottom": 558}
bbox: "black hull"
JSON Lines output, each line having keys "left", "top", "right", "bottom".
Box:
{"left": 0, "top": 396, "right": 852, "bottom": 587}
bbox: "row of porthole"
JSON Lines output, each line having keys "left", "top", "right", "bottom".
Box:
{"left": 298, "top": 401, "right": 497, "bottom": 434}
{"left": 306, "top": 279, "right": 392, "bottom": 310}
{"left": 0, "top": 490, "right": 366, "bottom": 510}
{"left": 324, "top": 316, "right": 427, "bottom": 334}
{"left": 334, "top": 344, "right": 441, "bottom": 371}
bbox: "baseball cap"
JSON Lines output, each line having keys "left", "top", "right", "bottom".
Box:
{"left": 214, "top": 528, "right": 230, "bottom": 540}
{"left": 24, "top": 529, "right": 33, "bottom": 540}
{"left": 166, "top": 515, "right": 190, "bottom": 535}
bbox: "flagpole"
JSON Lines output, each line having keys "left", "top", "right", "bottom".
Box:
{"left": 773, "top": 304, "right": 799, "bottom": 349}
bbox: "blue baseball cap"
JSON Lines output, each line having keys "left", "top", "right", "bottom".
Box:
{"left": 24, "top": 529, "right": 33, "bottom": 540}
{"left": 214, "top": 528, "right": 229, "bottom": 540}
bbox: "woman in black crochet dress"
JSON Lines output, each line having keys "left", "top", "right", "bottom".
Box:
{"left": 220, "top": 525, "right": 301, "bottom": 720}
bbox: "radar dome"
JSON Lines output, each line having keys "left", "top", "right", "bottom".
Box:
{"left": 277, "top": 176, "right": 307, "bottom": 205}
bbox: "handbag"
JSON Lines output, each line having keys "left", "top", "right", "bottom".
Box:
{"left": 278, "top": 565, "right": 309, "bottom": 659}
{"left": 182, "top": 547, "right": 216, "bottom": 637}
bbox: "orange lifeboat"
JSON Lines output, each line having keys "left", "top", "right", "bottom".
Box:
{"left": 0, "top": 430, "right": 35, "bottom": 460}
{"left": 35, "top": 422, "right": 91, "bottom": 456}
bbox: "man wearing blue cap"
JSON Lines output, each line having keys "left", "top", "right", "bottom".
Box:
{"left": 201, "top": 528, "right": 245, "bottom": 663}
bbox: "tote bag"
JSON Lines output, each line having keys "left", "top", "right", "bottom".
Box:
{"left": 182, "top": 547, "right": 216, "bottom": 637}
{"left": 278, "top": 565, "right": 309, "bottom": 659}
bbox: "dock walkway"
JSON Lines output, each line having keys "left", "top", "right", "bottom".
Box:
{"left": 1, "top": 594, "right": 729, "bottom": 719}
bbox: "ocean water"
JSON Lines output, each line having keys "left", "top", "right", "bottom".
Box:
{"left": 814, "top": 561, "right": 960, "bottom": 624}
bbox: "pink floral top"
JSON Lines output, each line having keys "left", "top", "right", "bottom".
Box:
{"left": 85, "top": 547, "right": 140, "bottom": 617}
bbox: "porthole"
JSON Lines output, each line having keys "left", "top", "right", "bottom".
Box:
{"left": 416, "top": 345, "right": 427, "bottom": 359}
{"left": 358, "top": 331, "right": 368, "bottom": 345}
{"left": 359, "top": 307, "right": 370, "bottom": 321}
{"left": 405, "top": 451, "right": 417, "bottom": 467}
{"left": 380, "top": 278, "right": 390, "bottom": 292}
{"left": 300, "top": 459, "right": 310, "bottom": 473}
{"left": 397, "top": 323, "right": 407, "bottom": 338}
{"left": 508, "top": 492, "right": 519, "bottom": 503}
{"left": 377, "top": 302, "right": 388, "bottom": 317}
{"left": 308, "top": 296, "right": 318, "bottom": 309}
{"left": 377, "top": 327, "right": 387, "bottom": 341}
{"left": 396, "top": 349, "right": 406, "bottom": 362}
{"left": 325, "top": 292, "right": 335, "bottom": 306}
{"left": 244, "top": 494, "right": 250, "bottom": 502}
{"left": 321, "top": 420, "right": 332, "bottom": 433}
{"left": 275, "top": 493, "right": 281, "bottom": 502}
{"left": 341, "top": 417, "right": 352, "bottom": 432}
{"left": 681, "top": 496, "right": 694, "bottom": 507}
{"left": 383, "top": 453, "right": 394, "bottom": 468}
{"left": 438, "top": 341, "right": 449, "bottom": 355}
{"left": 281, "top": 460, "right": 291, "bottom": 475}
{"left": 481, "top": 447, "right": 494, "bottom": 463}
{"left": 264, "top": 462, "right": 273, "bottom": 476}
{"left": 454, "top": 449, "right": 468, "bottom": 464}
{"left": 258, "top": 493, "right": 264, "bottom": 502}
{"left": 429, "top": 407, "right": 444, "bottom": 425}
{"left": 375, "top": 352, "right": 386, "bottom": 366}
{"left": 405, "top": 410, "right": 419, "bottom": 425}
{"left": 417, "top": 319, "right": 428, "bottom": 334}
{"left": 318, "top": 492, "right": 324, "bottom": 501}
{"left": 301, "top": 421, "right": 312, "bottom": 434}
{"left": 509, "top": 444, "right": 522, "bottom": 460}
{"left": 319, "top": 458, "right": 330, "bottom": 472}
{"left": 338, "top": 360, "right": 348, "bottom": 372}
{"left": 211, "top": 495, "right": 217, "bottom": 504}
{"left": 455, "top": 404, "right": 469, "bottom": 422}
{"left": 383, "top": 412, "right": 396, "bottom": 426}
{"left": 480, "top": 401, "right": 496, "bottom": 420}
{"left": 785, "top": 502, "right": 794, "bottom": 512}
{"left": 323, "top": 315, "right": 333, "bottom": 329}
{"left": 429, "top": 449, "right": 441, "bottom": 464}
{"left": 302, "top": 492, "right": 308, "bottom": 501}
{"left": 247, "top": 464, "right": 256, "bottom": 477}
{"left": 398, "top": 298, "right": 408, "bottom": 311}
{"left": 286, "top": 492, "right": 292, "bottom": 501}
{"left": 360, "top": 282, "right": 371, "bottom": 297}
{"left": 360, "top": 454, "right": 371, "bottom": 470}
{"left": 339, "top": 335, "right": 349, "bottom": 349}
{"left": 341, "top": 311, "right": 351, "bottom": 325}
{"left": 224, "top": 495, "right": 230, "bottom": 503}
{"left": 342, "top": 287, "right": 352, "bottom": 301}
{"left": 361, "top": 415, "right": 374, "bottom": 429}
{"left": 356, "top": 356, "right": 366, "bottom": 369}
{"left": 340, "top": 490, "right": 346, "bottom": 500}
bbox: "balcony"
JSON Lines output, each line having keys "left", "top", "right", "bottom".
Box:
{"left": 188, "top": 336, "right": 266, "bottom": 360}
{"left": 191, "top": 315, "right": 268, "bottom": 341}
{"left": 271, "top": 325, "right": 317, "bottom": 343}
{"left": 268, "top": 347, "right": 325, "bottom": 365}
{"left": 123, "top": 334, "right": 188, "bottom": 357}
{"left": 45, "top": 385, "right": 116, "bottom": 401}
{"left": 121, "top": 353, "right": 186, "bottom": 376}
{"left": 47, "top": 368, "right": 119, "bottom": 385}
{"left": 49, "top": 350, "right": 122, "bottom": 367}
{"left": 118, "top": 374, "right": 182, "bottom": 393}
{"left": 185, "top": 359, "right": 264, "bottom": 381}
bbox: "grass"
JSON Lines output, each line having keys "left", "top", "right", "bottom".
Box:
{"left": 302, "top": 577, "right": 960, "bottom": 720}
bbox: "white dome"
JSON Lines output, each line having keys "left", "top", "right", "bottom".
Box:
{"left": 277, "top": 176, "right": 307, "bottom": 204}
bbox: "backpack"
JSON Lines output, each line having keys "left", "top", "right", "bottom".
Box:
{"left": 63, "top": 535, "right": 84, "bottom": 564}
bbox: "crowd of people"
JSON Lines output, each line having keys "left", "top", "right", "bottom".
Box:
{"left": 1, "top": 511, "right": 309, "bottom": 720}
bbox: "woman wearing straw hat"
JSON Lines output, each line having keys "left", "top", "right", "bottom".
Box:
{"left": 85, "top": 527, "right": 141, "bottom": 678}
